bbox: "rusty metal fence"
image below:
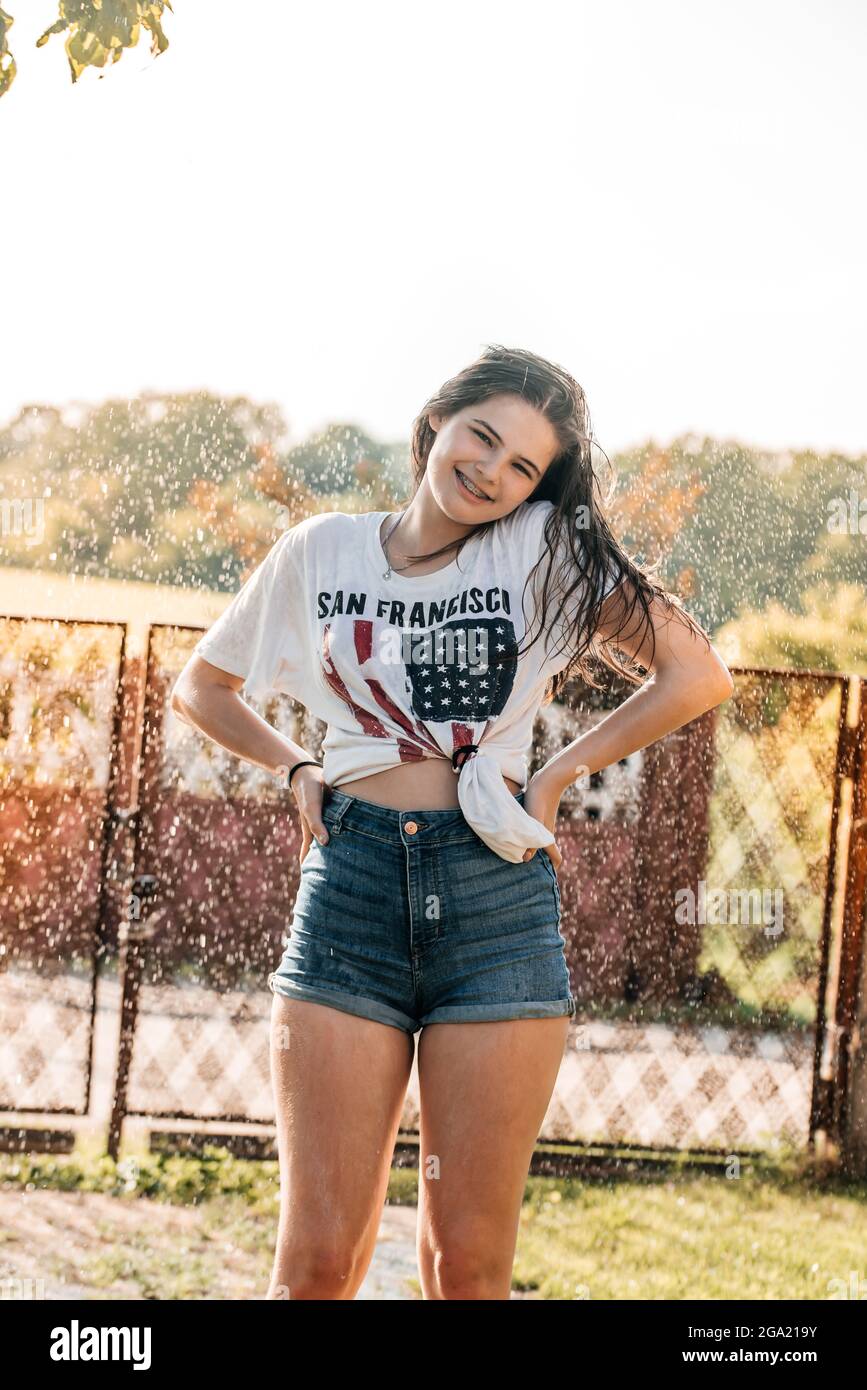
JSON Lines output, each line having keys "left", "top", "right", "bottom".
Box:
{"left": 532, "top": 667, "right": 860, "bottom": 1155}
{"left": 0, "top": 617, "right": 130, "bottom": 1121}
{"left": 1, "top": 613, "right": 865, "bottom": 1168}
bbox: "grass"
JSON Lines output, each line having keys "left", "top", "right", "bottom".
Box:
{"left": 512, "top": 1169, "right": 866, "bottom": 1300}
{"left": 1, "top": 1136, "right": 865, "bottom": 1300}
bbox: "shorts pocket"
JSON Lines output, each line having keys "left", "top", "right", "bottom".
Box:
{"left": 538, "top": 849, "right": 557, "bottom": 883}
{"left": 538, "top": 849, "right": 562, "bottom": 922}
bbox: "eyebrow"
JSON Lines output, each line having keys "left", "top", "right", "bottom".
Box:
{"left": 471, "top": 418, "right": 542, "bottom": 478}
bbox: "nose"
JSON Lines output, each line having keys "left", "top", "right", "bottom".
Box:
{"left": 475, "top": 464, "right": 499, "bottom": 491}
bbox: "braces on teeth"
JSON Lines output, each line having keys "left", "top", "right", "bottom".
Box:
{"left": 459, "top": 470, "right": 487, "bottom": 498}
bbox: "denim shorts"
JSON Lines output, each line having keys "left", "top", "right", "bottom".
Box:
{"left": 267, "top": 786, "right": 577, "bottom": 1034}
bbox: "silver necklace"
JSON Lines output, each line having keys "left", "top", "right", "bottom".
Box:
{"left": 381, "top": 510, "right": 412, "bottom": 579}
{"left": 381, "top": 509, "right": 463, "bottom": 580}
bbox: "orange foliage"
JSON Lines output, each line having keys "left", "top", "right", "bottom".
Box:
{"left": 610, "top": 446, "right": 705, "bottom": 595}
{"left": 187, "top": 442, "right": 317, "bottom": 575}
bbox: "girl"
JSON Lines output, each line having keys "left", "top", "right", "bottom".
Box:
{"left": 171, "top": 345, "right": 734, "bottom": 1300}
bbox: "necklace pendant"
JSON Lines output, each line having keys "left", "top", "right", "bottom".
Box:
{"left": 381, "top": 509, "right": 407, "bottom": 582}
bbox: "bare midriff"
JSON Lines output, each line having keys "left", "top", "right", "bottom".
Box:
{"left": 337, "top": 759, "right": 521, "bottom": 811}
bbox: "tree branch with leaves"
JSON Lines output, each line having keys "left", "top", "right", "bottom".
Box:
{"left": 0, "top": 0, "right": 172, "bottom": 98}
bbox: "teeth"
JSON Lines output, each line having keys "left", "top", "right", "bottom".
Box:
{"left": 458, "top": 470, "right": 488, "bottom": 499}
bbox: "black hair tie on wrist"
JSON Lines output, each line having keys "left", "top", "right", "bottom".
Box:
{"left": 452, "top": 743, "right": 480, "bottom": 773}
{"left": 287, "top": 760, "right": 321, "bottom": 788}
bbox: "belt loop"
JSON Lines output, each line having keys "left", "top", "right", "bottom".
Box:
{"left": 327, "top": 791, "right": 354, "bottom": 834}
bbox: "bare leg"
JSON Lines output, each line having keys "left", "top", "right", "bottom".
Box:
{"left": 267, "top": 994, "right": 415, "bottom": 1299}
{"left": 415, "top": 1017, "right": 570, "bottom": 1300}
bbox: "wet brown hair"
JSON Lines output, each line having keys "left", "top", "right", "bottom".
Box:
{"left": 397, "top": 343, "right": 712, "bottom": 702}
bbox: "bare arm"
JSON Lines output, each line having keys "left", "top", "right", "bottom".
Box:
{"left": 170, "top": 655, "right": 330, "bottom": 850}
{"left": 539, "top": 584, "right": 735, "bottom": 795}
{"left": 170, "top": 654, "right": 314, "bottom": 777}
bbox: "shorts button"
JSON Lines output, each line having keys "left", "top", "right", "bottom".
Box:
{"left": 405, "top": 820, "right": 418, "bottom": 834}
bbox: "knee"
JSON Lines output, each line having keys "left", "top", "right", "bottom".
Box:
{"left": 269, "top": 1245, "right": 358, "bottom": 1300}
{"left": 422, "top": 1243, "right": 506, "bottom": 1300}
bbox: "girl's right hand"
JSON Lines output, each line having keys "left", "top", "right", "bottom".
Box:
{"left": 290, "top": 764, "right": 330, "bottom": 866}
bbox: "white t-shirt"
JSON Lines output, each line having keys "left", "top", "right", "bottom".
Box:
{"left": 191, "top": 501, "right": 617, "bottom": 863}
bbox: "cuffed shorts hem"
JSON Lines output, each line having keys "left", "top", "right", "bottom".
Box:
{"left": 268, "top": 974, "right": 419, "bottom": 1035}
{"left": 267, "top": 974, "right": 577, "bottom": 1034}
{"left": 419, "top": 998, "right": 577, "bottom": 1026}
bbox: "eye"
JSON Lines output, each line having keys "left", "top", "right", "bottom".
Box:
{"left": 470, "top": 427, "right": 532, "bottom": 477}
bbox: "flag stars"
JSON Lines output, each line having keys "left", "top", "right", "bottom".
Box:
{"left": 405, "top": 622, "right": 514, "bottom": 723}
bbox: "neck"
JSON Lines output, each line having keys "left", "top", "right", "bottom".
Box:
{"left": 390, "top": 488, "right": 477, "bottom": 558}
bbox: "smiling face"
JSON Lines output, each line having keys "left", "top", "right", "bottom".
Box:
{"left": 427, "top": 394, "right": 562, "bottom": 524}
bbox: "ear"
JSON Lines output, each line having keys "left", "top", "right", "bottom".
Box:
{"left": 429, "top": 411, "right": 441, "bottom": 432}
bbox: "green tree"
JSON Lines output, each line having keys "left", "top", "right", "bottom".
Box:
{"left": 715, "top": 583, "right": 867, "bottom": 677}
{"left": 0, "top": 0, "right": 172, "bottom": 99}
{"left": 610, "top": 436, "right": 867, "bottom": 637}
{"left": 0, "top": 391, "right": 298, "bottom": 588}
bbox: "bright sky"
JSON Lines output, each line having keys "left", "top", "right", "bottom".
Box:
{"left": 3, "top": 0, "right": 865, "bottom": 457}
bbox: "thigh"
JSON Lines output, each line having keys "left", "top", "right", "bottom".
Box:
{"left": 268, "top": 994, "right": 415, "bottom": 1298}
{"left": 415, "top": 1016, "right": 570, "bottom": 1298}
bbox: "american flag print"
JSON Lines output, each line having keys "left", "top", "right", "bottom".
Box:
{"left": 318, "top": 614, "right": 519, "bottom": 766}
{"left": 404, "top": 617, "right": 517, "bottom": 722}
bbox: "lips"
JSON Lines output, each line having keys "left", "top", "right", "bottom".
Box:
{"left": 455, "top": 468, "right": 491, "bottom": 502}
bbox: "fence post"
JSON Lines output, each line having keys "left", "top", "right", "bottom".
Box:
{"left": 106, "top": 875, "right": 161, "bottom": 1162}
{"left": 838, "top": 679, "right": 867, "bottom": 1176}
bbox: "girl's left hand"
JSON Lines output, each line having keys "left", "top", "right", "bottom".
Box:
{"left": 520, "top": 768, "right": 564, "bottom": 869}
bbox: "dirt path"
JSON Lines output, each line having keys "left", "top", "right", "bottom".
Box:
{"left": 0, "top": 1190, "right": 422, "bottom": 1300}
